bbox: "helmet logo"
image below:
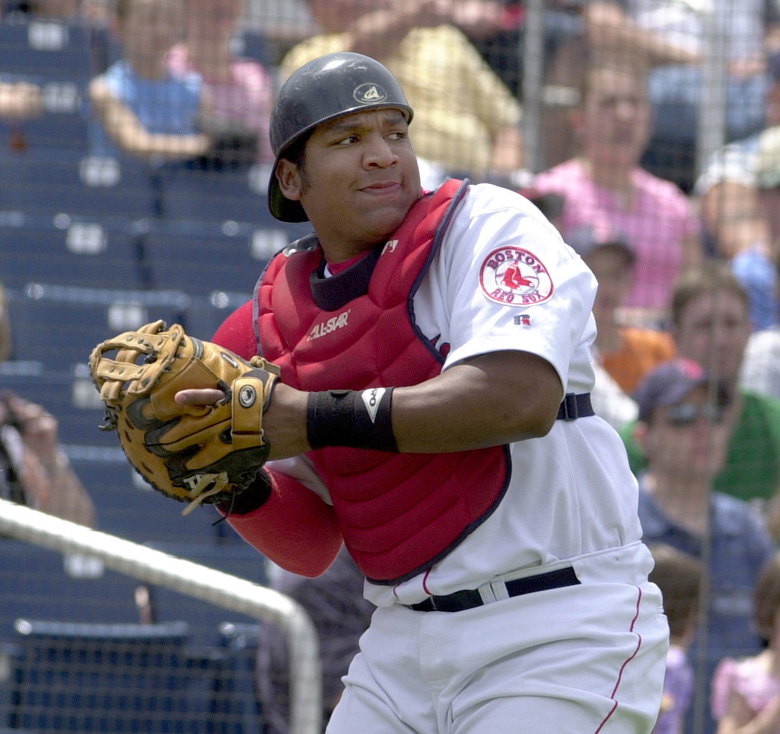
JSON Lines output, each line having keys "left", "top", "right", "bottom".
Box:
{"left": 353, "top": 83, "right": 388, "bottom": 105}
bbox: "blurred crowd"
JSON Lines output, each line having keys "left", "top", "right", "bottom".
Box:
{"left": 3, "top": 1, "right": 780, "bottom": 734}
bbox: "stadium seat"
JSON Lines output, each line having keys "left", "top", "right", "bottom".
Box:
{"left": 0, "top": 103, "right": 90, "bottom": 155}
{"left": 0, "top": 17, "right": 104, "bottom": 154}
{"left": 68, "top": 453, "right": 221, "bottom": 546}
{"left": 0, "top": 363, "right": 119, "bottom": 450}
{"left": 0, "top": 214, "right": 148, "bottom": 290}
{"left": 0, "top": 18, "right": 95, "bottom": 83}
{"left": 142, "top": 219, "right": 284, "bottom": 296}
{"left": 184, "top": 291, "right": 254, "bottom": 341}
{"left": 0, "top": 150, "right": 160, "bottom": 223}
{"left": 0, "top": 542, "right": 143, "bottom": 640}
{"left": 158, "top": 163, "right": 312, "bottom": 237}
{"left": 5, "top": 283, "right": 190, "bottom": 370}
{"left": 0, "top": 619, "right": 221, "bottom": 734}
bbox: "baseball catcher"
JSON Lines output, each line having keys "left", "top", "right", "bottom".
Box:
{"left": 88, "top": 319, "right": 279, "bottom": 514}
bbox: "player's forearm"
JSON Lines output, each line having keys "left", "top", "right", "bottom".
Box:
{"left": 391, "top": 351, "right": 562, "bottom": 452}
{"left": 19, "top": 451, "right": 96, "bottom": 527}
{"left": 276, "top": 350, "right": 563, "bottom": 457}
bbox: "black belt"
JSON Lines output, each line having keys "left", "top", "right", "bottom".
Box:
{"left": 408, "top": 566, "right": 580, "bottom": 613}
{"left": 557, "top": 393, "right": 594, "bottom": 421}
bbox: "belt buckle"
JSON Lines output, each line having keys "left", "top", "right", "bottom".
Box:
{"left": 560, "top": 393, "right": 578, "bottom": 421}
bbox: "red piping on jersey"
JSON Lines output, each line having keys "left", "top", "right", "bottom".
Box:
{"left": 256, "top": 179, "right": 510, "bottom": 584}
{"left": 593, "top": 586, "right": 644, "bottom": 733}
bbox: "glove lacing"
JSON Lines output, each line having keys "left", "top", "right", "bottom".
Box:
{"left": 182, "top": 472, "right": 230, "bottom": 516}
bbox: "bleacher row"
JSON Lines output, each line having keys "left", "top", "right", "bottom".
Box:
{"left": 0, "top": 13, "right": 307, "bottom": 733}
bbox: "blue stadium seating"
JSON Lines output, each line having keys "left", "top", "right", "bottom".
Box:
{"left": 5, "top": 283, "right": 190, "bottom": 369}
{"left": 184, "top": 291, "right": 254, "bottom": 341}
{"left": 69, "top": 455, "right": 223, "bottom": 546}
{"left": 0, "top": 150, "right": 160, "bottom": 223}
{"left": 0, "top": 542, "right": 143, "bottom": 640}
{"left": 0, "top": 617, "right": 267, "bottom": 734}
{"left": 0, "top": 363, "right": 119, "bottom": 450}
{"left": 0, "top": 619, "right": 219, "bottom": 734}
{"left": 142, "top": 219, "right": 279, "bottom": 296}
{"left": 0, "top": 18, "right": 96, "bottom": 83}
{"left": 158, "top": 164, "right": 312, "bottom": 237}
{"left": 0, "top": 214, "right": 148, "bottom": 290}
{"left": 0, "top": 17, "right": 103, "bottom": 154}
{"left": 159, "top": 164, "right": 272, "bottom": 226}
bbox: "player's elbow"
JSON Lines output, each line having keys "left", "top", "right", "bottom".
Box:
{"left": 504, "top": 403, "right": 558, "bottom": 441}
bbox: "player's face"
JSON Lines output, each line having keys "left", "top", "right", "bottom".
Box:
{"left": 673, "top": 292, "right": 751, "bottom": 382}
{"left": 579, "top": 67, "right": 651, "bottom": 167}
{"left": 643, "top": 387, "right": 731, "bottom": 479}
{"left": 279, "top": 108, "right": 421, "bottom": 259}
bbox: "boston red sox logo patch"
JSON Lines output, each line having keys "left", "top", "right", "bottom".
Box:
{"left": 479, "top": 247, "right": 554, "bottom": 306}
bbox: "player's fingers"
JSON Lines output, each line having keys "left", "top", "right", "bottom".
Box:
{"left": 174, "top": 388, "right": 225, "bottom": 406}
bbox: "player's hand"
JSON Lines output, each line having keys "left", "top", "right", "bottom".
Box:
{"left": 174, "top": 387, "right": 226, "bottom": 406}
{"left": 175, "top": 382, "right": 310, "bottom": 460}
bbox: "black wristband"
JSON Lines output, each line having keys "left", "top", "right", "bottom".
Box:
{"left": 307, "top": 387, "right": 398, "bottom": 452}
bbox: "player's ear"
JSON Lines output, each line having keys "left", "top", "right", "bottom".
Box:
{"left": 275, "top": 159, "right": 303, "bottom": 202}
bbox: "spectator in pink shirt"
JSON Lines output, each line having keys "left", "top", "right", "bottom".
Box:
{"left": 533, "top": 57, "right": 703, "bottom": 329}
{"left": 166, "top": 0, "right": 275, "bottom": 165}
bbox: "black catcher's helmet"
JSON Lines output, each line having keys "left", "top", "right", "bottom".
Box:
{"left": 268, "top": 52, "right": 414, "bottom": 223}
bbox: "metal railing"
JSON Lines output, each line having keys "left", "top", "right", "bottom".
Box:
{"left": 0, "top": 497, "right": 322, "bottom": 734}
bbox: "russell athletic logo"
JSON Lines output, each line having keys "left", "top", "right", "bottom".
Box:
{"left": 479, "top": 246, "right": 554, "bottom": 306}
{"left": 308, "top": 310, "right": 350, "bottom": 341}
{"left": 353, "top": 83, "right": 387, "bottom": 105}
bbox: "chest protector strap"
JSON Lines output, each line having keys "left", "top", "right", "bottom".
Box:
{"left": 256, "top": 180, "right": 509, "bottom": 584}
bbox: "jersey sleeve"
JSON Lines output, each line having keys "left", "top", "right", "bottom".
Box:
{"left": 430, "top": 183, "right": 598, "bottom": 391}
{"left": 224, "top": 468, "right": 343, "bottom": 577}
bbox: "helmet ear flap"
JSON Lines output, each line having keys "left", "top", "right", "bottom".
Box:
{"left": 267, "top": 52, "right": 414, "bottom": 223}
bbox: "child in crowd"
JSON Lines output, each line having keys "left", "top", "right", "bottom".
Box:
{"left": 166, "top": 0, "right": 275, "bottom": 165}
{"left": 711, "top": 552, "right": 780, "bottom": 733}
{"left": 88, "top": 0, "right": 211, "bottom": 160}
{"left": 649, "top": 543, "right": 703, "bottom": 734}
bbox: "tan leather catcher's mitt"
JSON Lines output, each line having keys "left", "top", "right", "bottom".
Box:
{"left": 88, "top": 320, "right": 279, "bottom": 514}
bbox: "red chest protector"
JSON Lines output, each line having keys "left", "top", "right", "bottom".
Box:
{"left": 256, "top": 179, "right": 509, "bottom": 583}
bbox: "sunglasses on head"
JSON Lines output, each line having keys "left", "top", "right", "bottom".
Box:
{"left": 665, "top": 402, "right": 725, "bottom": 427}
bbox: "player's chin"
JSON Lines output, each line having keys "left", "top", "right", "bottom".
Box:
{"left": 359, "top": 196, "right": 416, "bottom": 235}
